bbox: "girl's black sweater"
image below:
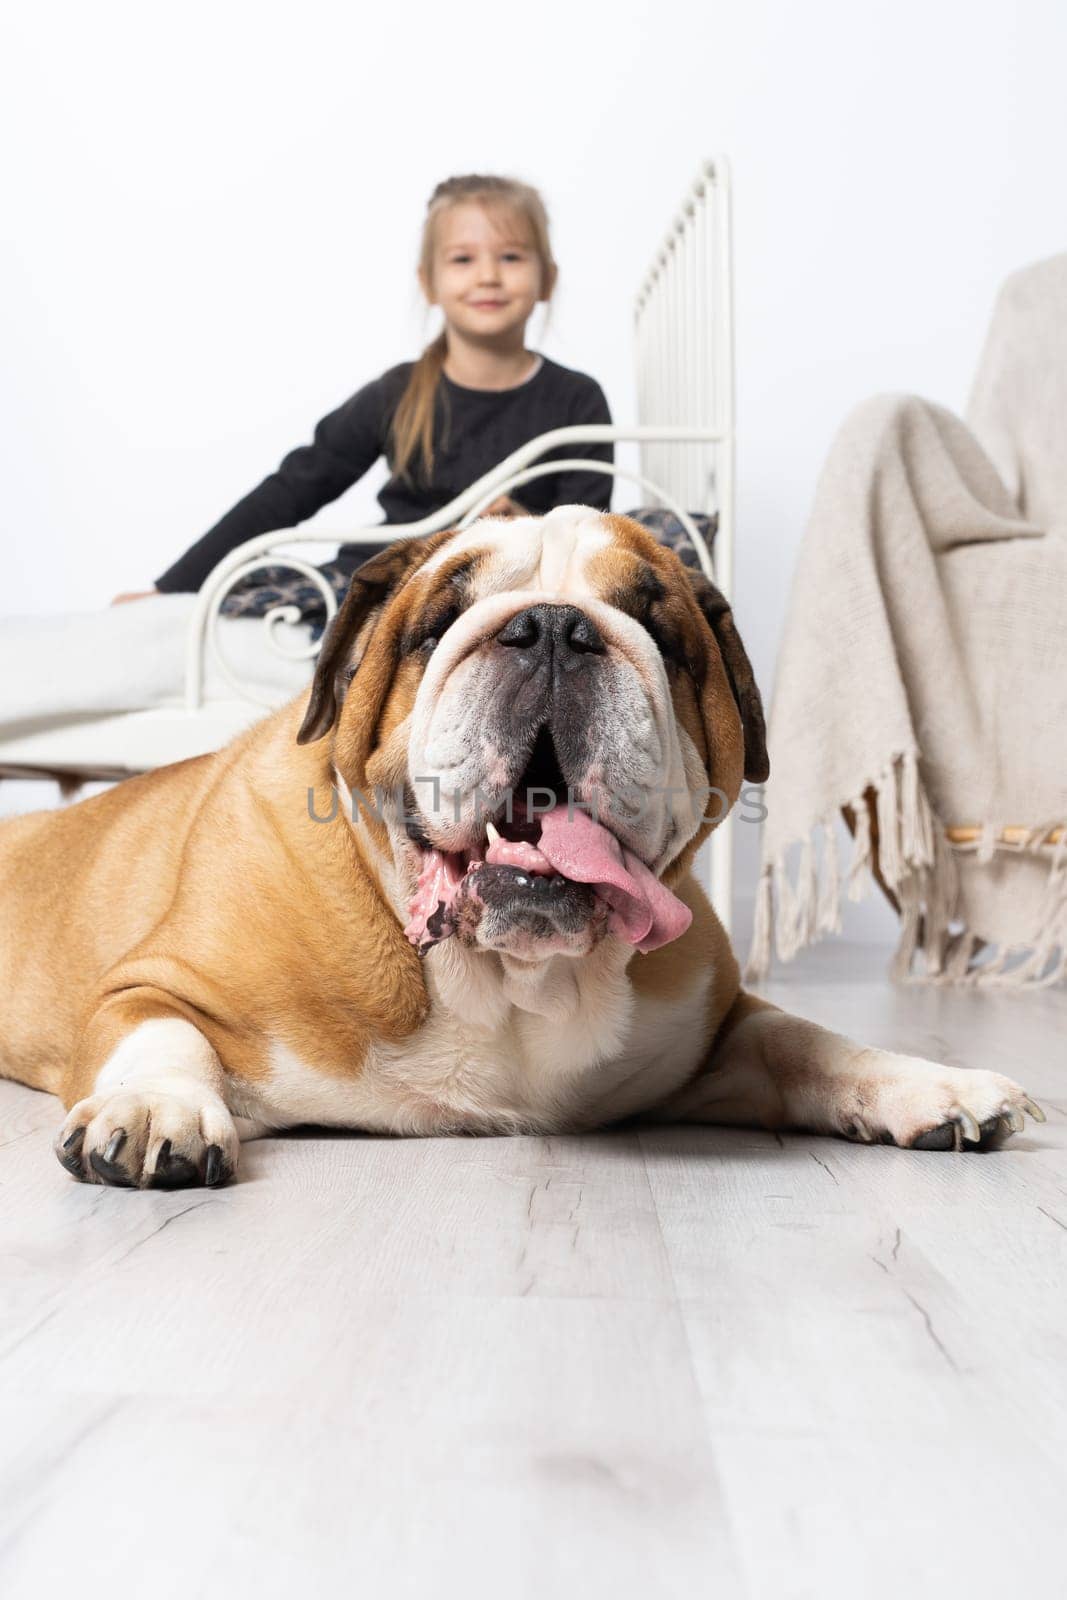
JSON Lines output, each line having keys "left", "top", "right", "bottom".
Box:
{"left": 156, "top": 357, "right": 613, "bottom": 592}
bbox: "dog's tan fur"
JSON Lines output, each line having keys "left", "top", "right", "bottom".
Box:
{"left": 0, "top": 511, "right": 1041, "bottom": 1186}
{"left": 0, "top": 709, "right": 428, "bottom": 1105}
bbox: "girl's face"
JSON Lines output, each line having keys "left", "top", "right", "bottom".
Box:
{"left": 422, "top": 202, "right": 550, "bottom": 345}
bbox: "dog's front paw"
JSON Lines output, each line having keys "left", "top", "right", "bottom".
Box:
{"left": 845, "top": 1057, "right": 1045, "bottom": 1152}
{"left": 56, "top": 1081, "right": 239, "bottom": 1188}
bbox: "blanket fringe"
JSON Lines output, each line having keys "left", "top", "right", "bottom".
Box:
{"left": 845, "top": 795, "right": 872, "bottom": 903}
{"left": 816, "top": 820, "right": 842, "bottom": 935}
{"left": 745, "top": 750, "right": 1067, "bottom": 988}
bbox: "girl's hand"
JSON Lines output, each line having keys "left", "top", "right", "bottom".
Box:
{"left": 111, "top": 589, "right": 160, "bottom": 605}
{"left": 481, "top": 496, "right": 525, "bottom": 518}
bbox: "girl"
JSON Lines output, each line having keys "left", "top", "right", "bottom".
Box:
{"left": 115, "top": 174, "right": 612, "bottom": 602}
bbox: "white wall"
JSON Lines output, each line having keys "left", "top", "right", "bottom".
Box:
{"left": 3, "top": 0, "right": 1065, "bottom": 932}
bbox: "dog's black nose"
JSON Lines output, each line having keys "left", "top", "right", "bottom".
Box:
{"left": 497, "top": 604, "right": 605, "bottom": 658}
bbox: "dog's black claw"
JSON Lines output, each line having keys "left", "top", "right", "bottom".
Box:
{"left": 103, "top": 1128, "right": 127, "bottom": 1165}
{"left": 151, "top": 1138, "right": 200, "bottom": 1190}
{"left": 204, "top": 1145, "right": 224, "bottom": 1187}
{"left": 89, "top": 1148, "right": 136, "bottom": 1187}
{"left": 911, "top": 1124, "right": 957, "bottom": 1152}
{"left": 57, "top": 1126, "right": 86, "bottom": 1177}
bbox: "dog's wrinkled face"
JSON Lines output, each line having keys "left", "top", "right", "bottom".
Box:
{"left": 299, "top": 509, "right": 767, "bottom": 965}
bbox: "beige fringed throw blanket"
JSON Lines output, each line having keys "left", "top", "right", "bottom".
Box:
{"left": 749, "top": 256, "right": 1067, "bottom": 986}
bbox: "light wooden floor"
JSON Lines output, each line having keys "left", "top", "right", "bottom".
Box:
{"left": 1, "top": 942, "right": 1064, "bottom": 1600}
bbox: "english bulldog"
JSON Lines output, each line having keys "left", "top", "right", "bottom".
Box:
{"left": 0, "top": 509, "right": 1042, "bottom": 1188}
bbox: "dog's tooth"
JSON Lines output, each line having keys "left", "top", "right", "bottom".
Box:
{"left": 486, "top": 820, "right": 502, "bottom": 847}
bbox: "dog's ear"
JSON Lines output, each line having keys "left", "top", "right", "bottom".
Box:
{"left": 296, "top": 535, "right": 446, "bottom": 745}
{"left": 686, "top": 571, "right": 769, "bottom": 784}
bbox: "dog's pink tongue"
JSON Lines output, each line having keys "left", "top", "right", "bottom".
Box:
{"left": 537, "top": 804, "right": 692, "bottom": 953}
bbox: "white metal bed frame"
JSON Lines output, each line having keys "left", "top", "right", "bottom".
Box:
{"left": 0, "top": 158, "right": 738, "bottom": 923}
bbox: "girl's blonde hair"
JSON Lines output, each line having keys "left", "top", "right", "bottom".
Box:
{"left": 391, "top": 174, "right": 557, "bottom": 485}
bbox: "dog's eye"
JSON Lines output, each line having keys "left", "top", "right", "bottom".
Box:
{"left": 639, "top": 587, "right": 688, "bottom": 670}
{"left": 611, "top": 574, "right": 690, "bottom": 670}
{"left": 410, "top": 603, "right": 460, "bottom": 655}
{"left": 646, "top": 611, "right": 688, "bottom": 669}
